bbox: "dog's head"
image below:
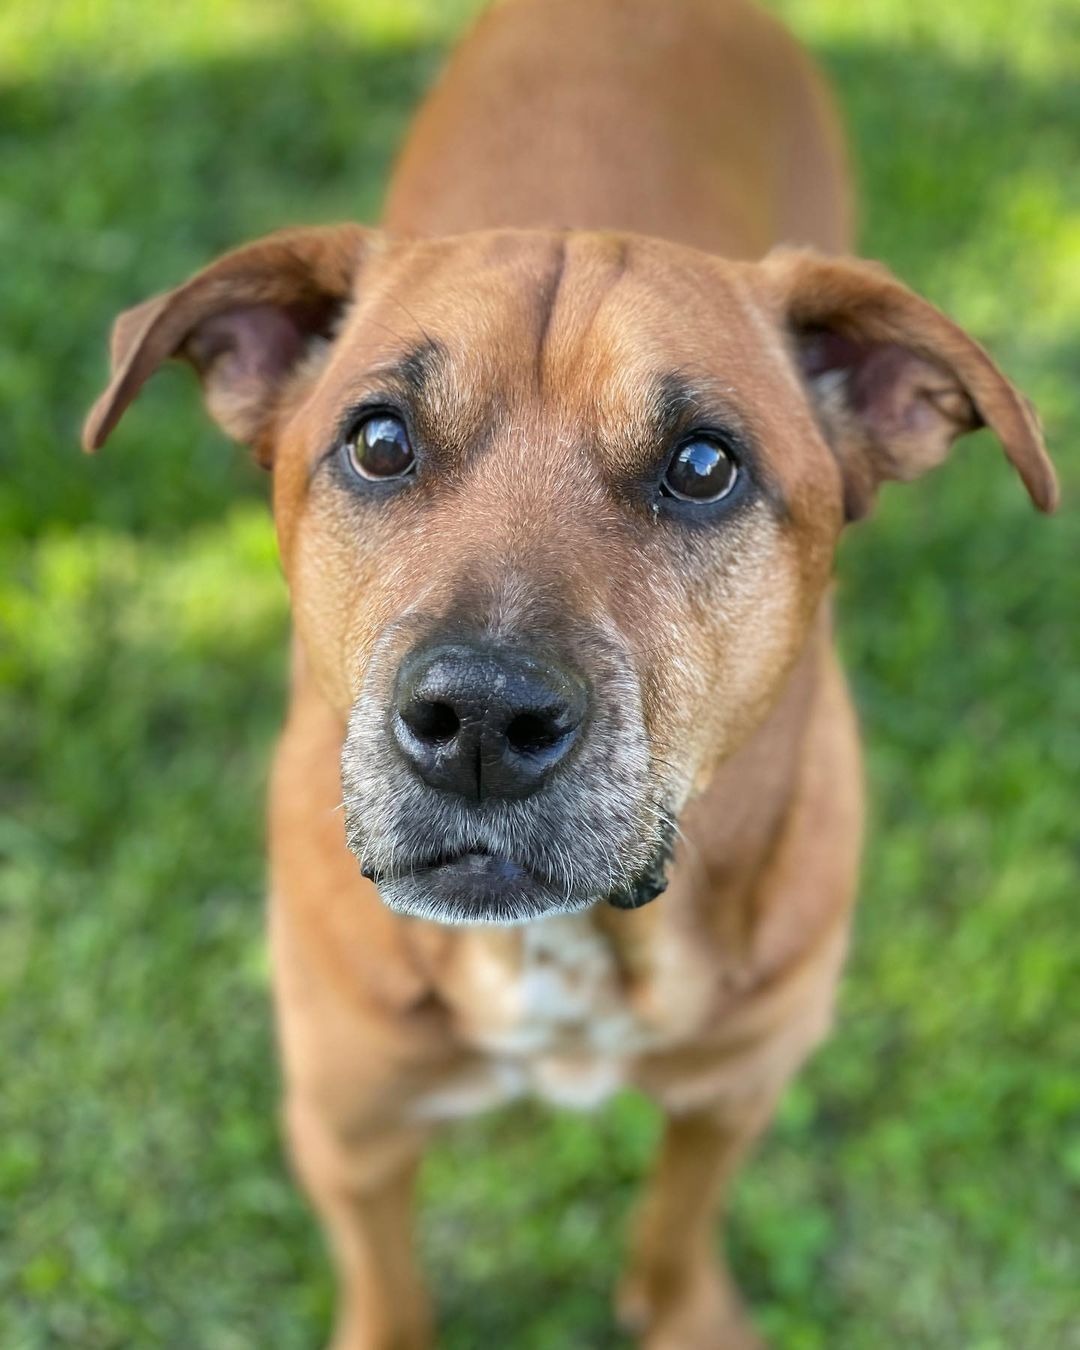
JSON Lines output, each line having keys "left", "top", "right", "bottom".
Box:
{"left": 86, "top": 227, "right": 1056, "bottom": 923}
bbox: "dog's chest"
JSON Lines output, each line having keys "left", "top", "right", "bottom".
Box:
{"left": 412, "top": 912, "right": 713, "bottom": 1120}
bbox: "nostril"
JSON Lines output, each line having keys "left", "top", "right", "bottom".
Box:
{"left": 392, "top": 641, "right": 589, "bottom": 799}
{"left": 404, "top": 699, "right": 460, "bottom": 744}
{"left": 505, "top": 710, "right": 565, "bottom": 755}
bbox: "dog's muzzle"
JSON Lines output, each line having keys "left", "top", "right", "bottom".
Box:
{"left": 341, "top": 629, "right": 677, "bottom": 925}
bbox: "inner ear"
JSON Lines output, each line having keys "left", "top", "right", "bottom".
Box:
{"left": 764, "top": 248, "right": 1057, "bottom": 517}
{"left": 795, "top": 325, "right": 982, "bottom": 520}
{"left": 182, "top": 300, "right": 338, "bottom": 449}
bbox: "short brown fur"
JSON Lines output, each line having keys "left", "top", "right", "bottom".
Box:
{"left": 85, "top": 1, "right": 1056, "bottom": 1345}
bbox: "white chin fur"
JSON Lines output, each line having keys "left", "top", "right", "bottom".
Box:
{"left": 376, "top": 875, "right": 598, "bottom": 927}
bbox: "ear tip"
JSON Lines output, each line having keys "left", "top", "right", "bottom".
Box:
{"left": 1035, "top": 474, "right": 1060, "bottom": 513}
{"left": 81, "top": 397, "right": 112, "bottom": 452}
{"left": 1021, "top": 426, "right": 1059, "bottom": 515}
{"left": 1021, "top": 449, "right": 1059, "bottom": 513}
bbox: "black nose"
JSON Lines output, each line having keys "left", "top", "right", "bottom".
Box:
{"left": 392, "top": 642, "right": 588, "bottom": 801}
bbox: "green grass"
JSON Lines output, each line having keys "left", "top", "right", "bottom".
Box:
{"left": 1, "top": 1, "right": 1077, "bottom": 1346}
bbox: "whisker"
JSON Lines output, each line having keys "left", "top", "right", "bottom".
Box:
{"left": 385, "top": 290, "right": 437, "bottom": 349}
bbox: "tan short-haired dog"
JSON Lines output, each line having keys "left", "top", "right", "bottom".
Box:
{"left": 85, "top": 0, "right": 1057, "bottom": 1344}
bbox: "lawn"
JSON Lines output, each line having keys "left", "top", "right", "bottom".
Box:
{"left": 1, "top": 1, "right": 1077, "bottom": 1346}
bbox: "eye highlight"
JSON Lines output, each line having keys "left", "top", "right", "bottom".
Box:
{"left": 343, "top": 412, "right": 416, "bottom": 481}
{"left": 661, "top": 435, "right": 739, "bottom": 503}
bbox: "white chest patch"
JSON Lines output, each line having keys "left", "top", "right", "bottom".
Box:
{"left": 411, "top": 913, "right": 683, "bottom": 1121}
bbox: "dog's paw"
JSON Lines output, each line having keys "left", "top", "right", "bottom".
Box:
{"left": 615, "top": 1260, "right": 765, "bottom": 1350}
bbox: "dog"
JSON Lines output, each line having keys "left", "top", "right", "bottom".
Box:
{"left": 83, "top": 0, "right": 1058, "bottom": 1344}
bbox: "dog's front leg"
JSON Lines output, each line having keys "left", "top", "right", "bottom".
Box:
{"left": 617, "top": 1104, "right": 774, "bottom": 1350}
{"left": 286, "top": 1098, "right": 432, "bottom": 1350}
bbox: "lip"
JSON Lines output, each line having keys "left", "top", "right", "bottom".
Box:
{"left": 414, "top": 851, "right": 533, "bottom": 884}
{"left": 372, "top": 849, "right": 581, "bottom": 925}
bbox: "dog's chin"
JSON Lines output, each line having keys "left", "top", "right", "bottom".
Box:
{"left": 374, "top": 852, "right": 594, "bottom": 926}
{"left": 367, "top": 834, "right": 674, "bottom": 927}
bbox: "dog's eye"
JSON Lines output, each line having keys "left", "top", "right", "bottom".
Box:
{"left": 344, "top": 413, "right": 416, "bottom": 481}
{"left": 661, "top": 436, "right": 738, "bottom": 503}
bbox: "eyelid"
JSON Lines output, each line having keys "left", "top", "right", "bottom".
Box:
{"left": 339, "top": 396, "right": 410, "bottom": 442}
{"left": 673, "top": 423, "right": 744, "bottom": 456}
{"left": 318, "top": 395, "right": 410, "bottom": 465}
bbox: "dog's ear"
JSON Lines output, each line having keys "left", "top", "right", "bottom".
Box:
{"left": 83, "top": 224, "right": 379, "bottom": 465}
{"left": 762, "top": 248, "right": 1058, "bottom": 520}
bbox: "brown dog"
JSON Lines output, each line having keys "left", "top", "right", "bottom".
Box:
{"left": 84, "top": 0, "right": 1057, "bottom": 1345}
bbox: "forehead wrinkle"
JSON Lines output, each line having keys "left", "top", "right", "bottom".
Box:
{"left": 541, "top": 234, "right": 633, "bottom": 395}
{"left": 534, "top": 235, "right": 568, "bottom": 393}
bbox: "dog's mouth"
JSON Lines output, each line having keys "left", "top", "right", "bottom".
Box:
{"left": 363, "top": 835, "right": 673, "bottom": 926}
{"left": 367, "top": 844, "right": 573, "bottom": 925}
{"left": 364, "top": 844, "right": 531, "bottom": 883}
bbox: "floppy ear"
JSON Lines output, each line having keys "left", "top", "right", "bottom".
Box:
{"left": 762, "top": 248, "right": 1058, "bottom": 520}
{"left": 82, "top": 224, "right": 378, "bottom": 465}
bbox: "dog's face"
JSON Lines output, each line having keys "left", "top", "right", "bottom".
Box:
{"left": 282, "top": 233, "right": 844, "bottom": 922}
{"left": 86, "top": 227, "right": 1055, "bottom": 924}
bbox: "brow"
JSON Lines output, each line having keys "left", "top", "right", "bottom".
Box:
{"left": 647, "top": 373, "right": 710, "bottom": 445}
{"left": 328, "top": 334, "right": 499, "bottom": 474}
{"left": 618, "top": 372, "right": 788, "bottom": 516}
{"left": 329, "top": 337, "right": 452, "bottom": 436}
{"left": 373, "top": 337, "right": 449, "bottom": 404}
{"left": 610, "top": 372, "right": 741, "bottom": 464}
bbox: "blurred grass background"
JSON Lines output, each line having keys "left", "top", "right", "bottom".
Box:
{"left": 1, "top": 0, "right": 1077, "bottom": 1345}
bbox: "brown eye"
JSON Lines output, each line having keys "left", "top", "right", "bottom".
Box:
{"left": 661, "top": 436, "right": 738, "bottom": 503}
{"left": 345, "top": 413, "right": 415, "bottom": 480}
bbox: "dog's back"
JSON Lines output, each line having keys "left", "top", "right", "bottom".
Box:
{"left": 385, "top": 0, "right": 853, "bottom": 257}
